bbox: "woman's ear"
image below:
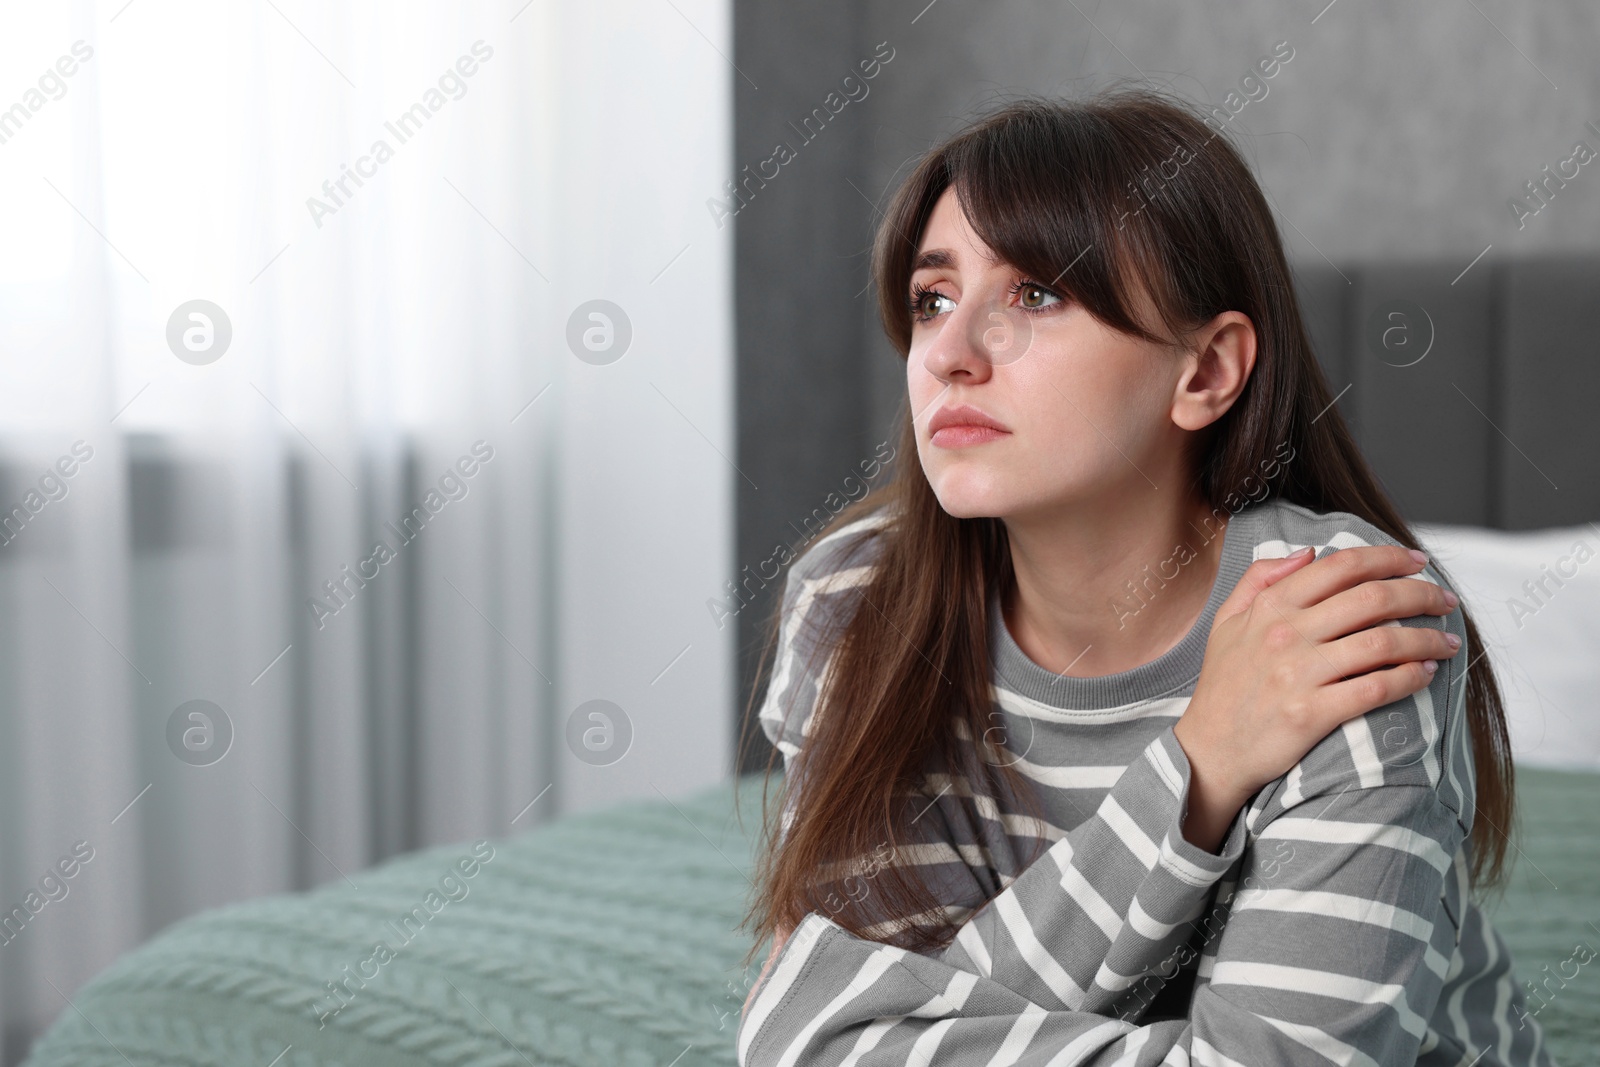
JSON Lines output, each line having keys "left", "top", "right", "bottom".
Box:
{"left": 1171, "top": 310, "right": 1256, "bottom": 432}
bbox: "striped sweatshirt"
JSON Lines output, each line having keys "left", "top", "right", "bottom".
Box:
{"left": 740, "top": 496, "right": 1556, "bottom": 1067}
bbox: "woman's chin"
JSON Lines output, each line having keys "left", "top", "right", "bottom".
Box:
{"left": 930, "top": 483, "right": 1013, "bottom": 521}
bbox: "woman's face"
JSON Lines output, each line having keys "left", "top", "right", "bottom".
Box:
{"left": 906, "top": 187, "right": 1193, "bottom": 522}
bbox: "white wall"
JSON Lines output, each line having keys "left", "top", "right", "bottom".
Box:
{"left": 551, "top": 0, "right": 735, "bottom": 811}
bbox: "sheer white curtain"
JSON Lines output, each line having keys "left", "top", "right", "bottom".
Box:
{"left": 0, "top": 0, "right": 732, "bottom": 1053}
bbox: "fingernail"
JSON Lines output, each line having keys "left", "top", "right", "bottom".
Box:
{"left": 1423, "top": 659, "right": 1438, "bottom": 673}
{"left": 1446, "top": 632, "right": 1461, "bottom": 648}
{"left": 1408, "top": 549, "right": 1428, "bottom": 565}
{"left": 1443, "top": 590, "right": 1459, "bottom": 607}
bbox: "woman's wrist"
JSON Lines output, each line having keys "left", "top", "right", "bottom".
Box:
{"left": 1172, "top": 721, "right": 1250, "bottom": 854}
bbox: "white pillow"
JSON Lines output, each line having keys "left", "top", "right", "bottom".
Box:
{"left": 1413, "top": 521, "right": 1600, "bottom": 772}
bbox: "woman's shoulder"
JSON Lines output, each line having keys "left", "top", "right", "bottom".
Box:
{"left": 758, "top": 508, "right": 893, "bottom": 758}
{"left": 1239, "top": 496, "right": 1466, "bottom": 637}
{"left": 1238, "top": 497, "right": 1475, "bottom": 823}
{"left": 782, "top": 507, "right": 894, "bottom": 600}
{"left": 1241, "top": 497, "right": 1415, "bottom": 561}
{"left": 1238, "top": 498, "right": 1466, "bottom": 623}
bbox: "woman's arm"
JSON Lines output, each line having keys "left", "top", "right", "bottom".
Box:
{"left": 737, "top": 772, "right": 1471, "bottom": 1067}
{"left": 933, "top": 724, "right": 1253, "bottom": 1017}
{"left": 742, "top": 723, "right": 1257, "bottom": 1032}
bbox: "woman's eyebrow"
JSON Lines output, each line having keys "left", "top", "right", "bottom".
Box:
{"left": 910, "top": 248, "right": 957, "bottom": 273}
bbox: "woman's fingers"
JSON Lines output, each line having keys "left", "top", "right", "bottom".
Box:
{"left": 1299, "top": 575, "right": 1458, "bottom": 643}
{"left": 1314, "top": 622, "right": 1461, "bottom": 685}
{"left": 1214, "top": 547, "right": 1316, "bottom": 628}
{"left": 1264, "top": 543, "right": 1429, "bottom": 612}
{"left": 1313, "top": 658, "right": 1441, "bottom": 731}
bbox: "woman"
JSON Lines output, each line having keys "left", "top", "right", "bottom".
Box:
{"left": 735, "top": 87, "right": 1554, "bottom": 1066}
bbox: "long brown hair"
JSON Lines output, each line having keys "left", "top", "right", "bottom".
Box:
{"left": 735, "top": 85, "right": 1515, "bottom": 966}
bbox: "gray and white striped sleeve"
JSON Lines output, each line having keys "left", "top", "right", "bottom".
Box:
{"left": 934, "top": 727, "right": 1253, "bottom": 1019}
{"left": 737, "top": 780, "right": 1468, "bottom": 1066}
{"left": 732, "top": 727, "right": 1256, "bottom": 1065}
{"left": 757, "top": 519, "right": 888, "bottom": 844}
{"left": 737, "top": 757, "right": 1468, "bottom": 1064}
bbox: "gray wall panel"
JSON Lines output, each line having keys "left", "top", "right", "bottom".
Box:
{"left": 1501, "top": 257, "right": 1600, "bottom": 530}
{"left": 1352, "top": 264, "right": 1496, "bottom": 526}
{"left": 1293, "top": 263, "right": 1352, "bottom": 406}
{"left": 733, "top": 1, "right": 880, "bottom": 770}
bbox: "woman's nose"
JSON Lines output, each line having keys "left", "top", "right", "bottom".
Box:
{"left": 922, "top": 299, "right": 1033, "bottom": 381}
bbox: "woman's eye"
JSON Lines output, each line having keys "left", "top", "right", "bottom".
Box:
{"left": 909, "top": 285, "right": 953, "bottom": 321}
{"left": 1011, "top": 280, "right": 1062, "bottom": 311}
{"left": 909, "top": 280, "right": 1060, "bottom": 321}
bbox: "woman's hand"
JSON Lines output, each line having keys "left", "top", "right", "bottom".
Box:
{"left": 744, "top": 924, "right": 792, "bottom": 1018}
{"left": 1173, "top": 543, "right": 1461, "bottom": 852}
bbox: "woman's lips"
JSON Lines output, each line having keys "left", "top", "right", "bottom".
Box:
{"left": 928, "top": 403, "right": 1010, "bottom": 447}
{"left": 931, "top": 425, "right": 1010, "bottom": 448}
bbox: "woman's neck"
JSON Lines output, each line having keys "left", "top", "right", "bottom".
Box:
{"left": 1000, "top": 489, "right": 1228, "bottom": 679}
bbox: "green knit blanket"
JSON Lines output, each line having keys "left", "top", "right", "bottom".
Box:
{"left": 22, "top": 769, "right": 1600, "bottom": 1066}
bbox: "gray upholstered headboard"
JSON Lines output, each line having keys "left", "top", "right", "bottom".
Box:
{"left": 1292, "top": 256, "right": 1600, "bottom": 530}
